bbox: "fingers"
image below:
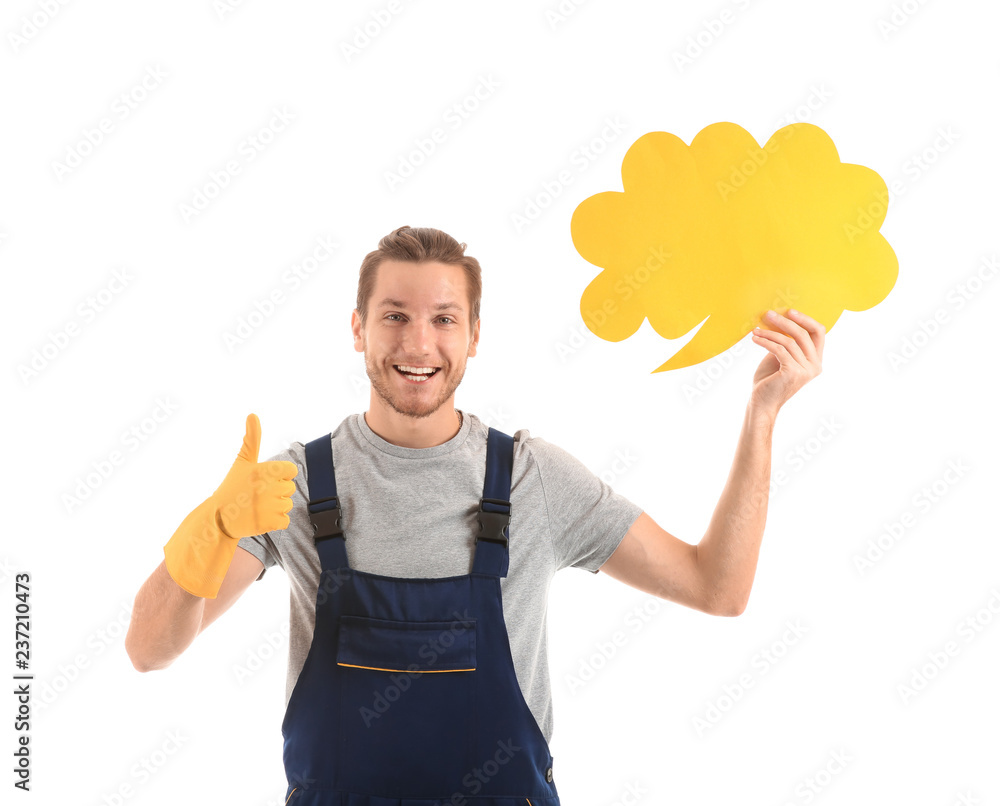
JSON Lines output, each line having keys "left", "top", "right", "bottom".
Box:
{"left": 783, "top": 308, "right": 826, "bottom": 354}
{"left": 276, "top": 460, "right": 298, "bottom": 479}
{"left": 261, "top": 468, "right": 297, "bottom": 520}
{"left": 757, "top": 310, "right": 809, "bottom": 366}
{"left": 236, "top": 416, "right": 299, "bottom": 529}
{"left": 259, "top": 460, "right": 298, "bottom": 481}
{"left": 252, "top": 464, "right": 298, "bottom": 497}
{"left": 266, "top": 485, "right": 295, "bottom": 532}
{"left": 273, "top": 479, "right": 297, "bottom": 498}
{"left": 759, "top": 309, "right": 825, "bottom": 363}
{"left": 752, "top": 329, "right": 800, "bottom": 367}
{"left": 240, "top": 413, "right": 262, "bottom": 463}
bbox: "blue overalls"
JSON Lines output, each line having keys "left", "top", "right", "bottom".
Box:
{"left": 281, "top": 426, "right": 562, "bottom": 805}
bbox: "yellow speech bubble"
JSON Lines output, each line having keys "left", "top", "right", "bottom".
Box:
{"left": 571, "top": 122, "right": 898, "bottom": 372}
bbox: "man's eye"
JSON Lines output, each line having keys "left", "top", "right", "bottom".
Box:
{"left": 385, "top": 314, "right": 455, "bottom": 324}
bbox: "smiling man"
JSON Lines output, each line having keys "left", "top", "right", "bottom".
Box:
{"left": 356, "top": 250, "right": 476, "bottom": 447}
{"left": 126, "top": 225, "right": 824, "bottom": 805}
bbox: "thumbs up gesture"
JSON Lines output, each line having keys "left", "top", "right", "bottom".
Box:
{"left": 163, "top": 413, "right": 298, "bottom": 599}
{"left": 212, "top": 414, "right": 299, "bottom": 539}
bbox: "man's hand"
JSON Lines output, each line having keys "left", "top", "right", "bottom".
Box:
{"left": 162, "top": 413, "right": 297, "bottom": 599}
{"left": 750, "top": 308, "right": 825, "bottom": 417}
{"left": 213, "top": 413, "right": 298, "bottom": 539}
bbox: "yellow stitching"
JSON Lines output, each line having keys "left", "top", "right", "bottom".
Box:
{"left": 337, "top": 663, "right": 475, "bottom": 673}
{"left": 284, "top": 787, "right": 297, "bottom": 804}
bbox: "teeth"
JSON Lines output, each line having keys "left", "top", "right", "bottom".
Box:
{"left": 394, "top": 365, "right": 438, "bottom": 382}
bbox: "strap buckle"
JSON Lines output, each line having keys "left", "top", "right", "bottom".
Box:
{"left": 476, "top": 497, "right": 510, "bottom": 546}
{"left": 309, "top": 494, "right": 344, "bottom": 540}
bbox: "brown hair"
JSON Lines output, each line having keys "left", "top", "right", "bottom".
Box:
{"left": 355, "top": 226, "right": 482, "bottom": 335}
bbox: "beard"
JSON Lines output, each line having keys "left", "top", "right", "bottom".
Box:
{"left": 365, "top": 353, "right": 467, "bottom": 420}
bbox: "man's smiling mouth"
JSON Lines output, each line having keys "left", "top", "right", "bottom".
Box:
{"left": 393, "top": 365, "right": 440, "bottom": 382}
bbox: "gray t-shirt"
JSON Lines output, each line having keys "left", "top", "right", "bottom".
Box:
{"left": 237, "top": 409, "right": 643, "bottom": 744}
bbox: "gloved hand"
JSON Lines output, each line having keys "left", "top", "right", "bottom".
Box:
{"left": 163, "top": 413, "right": 298, "bottom": 599}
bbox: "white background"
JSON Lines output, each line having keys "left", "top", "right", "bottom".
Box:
{"left": 4, "top": 0, "right": 999, "bottom": 803}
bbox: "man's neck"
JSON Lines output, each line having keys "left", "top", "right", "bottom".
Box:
{"left": 363, "top": 406, "right": 463, "bottom": 449}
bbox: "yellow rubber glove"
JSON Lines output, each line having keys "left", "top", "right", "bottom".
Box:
{"left": 163, "top": 413, "right": 298, "bottom": 599}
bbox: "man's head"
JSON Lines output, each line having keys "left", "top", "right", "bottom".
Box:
{"left": 351, "top": 226, "right": 482, "bottom": 422}
{"left": 355, "top": 226, "right": 482, "bottom": 335}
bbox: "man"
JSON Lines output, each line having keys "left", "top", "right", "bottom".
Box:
{"left": 125, "top": 225, "right": 824, "bottom": 804}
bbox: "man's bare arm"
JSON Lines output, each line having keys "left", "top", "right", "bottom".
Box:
{"left": 694, "top": 401, "right": 775, "bottom": 615}
{"left": 601, "top": 303, "right": 825, "bottom": 615}
{"left": 599, "top": 403, "right": 774, "bottom": 616}
{"left": 125, "top": 547, "right": 264, "bottom": 672}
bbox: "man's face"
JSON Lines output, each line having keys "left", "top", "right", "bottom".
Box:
{"left": 352, "top": 260, "right": 480, "bottom": 420}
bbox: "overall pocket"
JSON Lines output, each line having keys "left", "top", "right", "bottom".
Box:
{"left": 336, "top": 615, "right": 478, "bottom": 795}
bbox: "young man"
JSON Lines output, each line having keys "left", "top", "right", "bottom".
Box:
{"left": 125, "top": 225, "right": 824, "bottom": 804}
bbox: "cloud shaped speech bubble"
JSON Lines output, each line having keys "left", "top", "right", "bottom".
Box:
{"left": 571, "top": 122, "right": 898, "bottom": 372}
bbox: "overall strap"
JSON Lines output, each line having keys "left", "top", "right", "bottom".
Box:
{"left": 304, "top": 433, "right": 349, "bottom": 572}
{"left": 472, "top": 427, "right": 514, "bottom": 578}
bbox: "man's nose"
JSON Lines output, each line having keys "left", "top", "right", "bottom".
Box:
{"left": 400, "top": 319, "right": 434, "bottom": 351}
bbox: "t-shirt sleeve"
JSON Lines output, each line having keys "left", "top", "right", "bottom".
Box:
{"left": 237, "top": 533, "right": 277, "bottom": 581}
{"left": 234, "top": 444, "right": 297, "bottom": 581}
{"left": 528, "top": 436, "right": 644, "bottom": 574}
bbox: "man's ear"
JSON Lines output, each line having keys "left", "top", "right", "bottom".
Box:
{"left": 351, "top": 309, "right": 364, "bottom": 352}
{"left": 469, "top": 318, "right": 480, "bottom": 357}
